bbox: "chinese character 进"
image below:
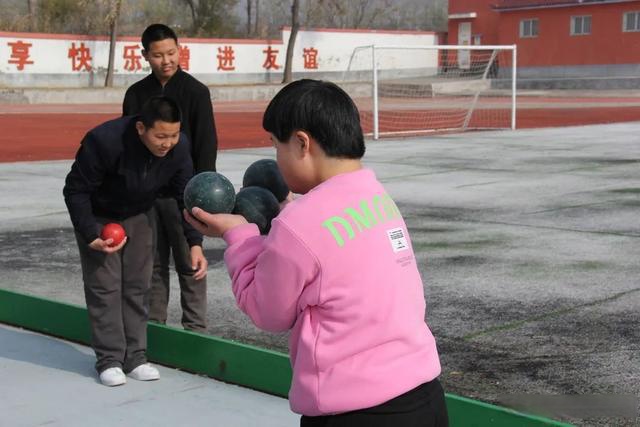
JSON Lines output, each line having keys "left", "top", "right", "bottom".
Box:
{"left": 8, "top": 40, "right": 34, "bottom": 71}
{"left": 217, "top": 46, "right": 235, "bottom": 71}
{"left": 262, "top": 46, "right": 280, "bottom": 70}
{"left": 68, "top": 42, "right": 92, "bottom": 72}
{"left": 303, "top": 47, "right": 318, "bottom": 69}
{"left": 123, "top": 44, "right": 142, "bottom": 71}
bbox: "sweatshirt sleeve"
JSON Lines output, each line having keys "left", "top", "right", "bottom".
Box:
{"left": 222, "top": 220, "right": 320, "bottom": 333}
{"left": 190, "top": 85, "right": 218, "bottom": 173}
{"left": 62, "top": 132, "right": 106, "bottom": 244}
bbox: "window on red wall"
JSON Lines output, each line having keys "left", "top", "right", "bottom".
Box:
{"left": 571, "top": 15, "right": 592, "bottom": 35}
{"left": 623, "top": 11, "right": 640, "bottom": 31}
{"left": 520, "top": 19, "right": 539, "bottom": 38}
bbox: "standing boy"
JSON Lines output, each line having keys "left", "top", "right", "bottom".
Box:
{"left": 64, "top": 96, "right": 207, "bottom": 386}
{"left": 185, "top": 80, "right": 448, "bottom": 426}
{"left": 123, "top": 23, "right": 218, "bottom": 333}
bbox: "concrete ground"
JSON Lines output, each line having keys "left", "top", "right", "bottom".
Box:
{"left": 0, "top": 324, "right": 298, "bottom": 427}
{"left": 0, "top": 122, "right": 639, "bottom": 426}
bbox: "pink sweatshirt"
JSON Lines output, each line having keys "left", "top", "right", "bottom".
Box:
{"left": 223, "top": 168, "right": 441, "bottom": 416}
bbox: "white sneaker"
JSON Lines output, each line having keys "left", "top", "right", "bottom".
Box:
{"left": 127, "top": 363, "right": 160, "bottom": 381}
{"left": 99, "top": 367, "right": 126, "bottom": 387}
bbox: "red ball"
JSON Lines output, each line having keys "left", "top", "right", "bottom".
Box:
{"left": 100, "top": 223, "right": 126, "bottom": 247}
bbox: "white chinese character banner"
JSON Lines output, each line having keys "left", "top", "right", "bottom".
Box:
{"left": 0, "top": 28, "right": 437, "bottom": 86}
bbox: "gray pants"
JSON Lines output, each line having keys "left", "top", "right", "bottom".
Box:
{"left": 148, "top": 197, "right": 207, "bottom": 332}
{"left": 76, "top": 211, "right": 154, "bottom": 374}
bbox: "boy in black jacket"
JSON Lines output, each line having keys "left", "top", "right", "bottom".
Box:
{"left": 123, "top": 24, "right": 217, "bottom": 333}
{"left": 64, "top": 96, "right": 207, "bottom": 386}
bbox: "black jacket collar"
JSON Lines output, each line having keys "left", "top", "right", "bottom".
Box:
{"left": 149, "top": 67, "right": 185, "bottom": 89}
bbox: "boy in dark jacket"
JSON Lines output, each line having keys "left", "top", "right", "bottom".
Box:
{"left": 123, "top": 23, "right": 217, "bottom": 333}
{"left": 64, "top": 96, "right": 207, "bottom": 386}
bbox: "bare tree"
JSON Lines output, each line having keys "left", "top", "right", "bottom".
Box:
{"left": 104, "top": 0, "right": 121, "bottom": 88}
{"left": 299, "top": 0, "right": 446, "bottom": 31}
{"left": 254, "top": 0, "right": 289, "bottom": 38}
{"left": 246, "top": 0, "right": 252, "bottom": 35}
{"left": 27, "top": 0, "right": 37, "bottom": 31}
{"left": 182, "top": 0, "right": 239, "bottom": 37}
{"left": 0, "top": 0, "right": 449, "bottom": 45}
{"left": 282, "top": 0, "right": 299, "bottom": 84}
{"left": 184, "top": 0, "right": 198, "bottom": 31}
{"left": 254, "top": 0, "right": 260, "bottom": 35}
{"left": 351, "top": 0, "right": 394, "bottom": 29}
{"left": 307, "top": 0, "right": 393, "bottom": 29}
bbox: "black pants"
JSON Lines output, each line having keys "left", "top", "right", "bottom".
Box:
{"left": 148, "top": 197, "right": 207, "bottom": 332}
{"left": 76, "top": 212, "right": 154, "bottom": 374}
{"left": 300, "top": 379, "right": 448, "bottom": 427}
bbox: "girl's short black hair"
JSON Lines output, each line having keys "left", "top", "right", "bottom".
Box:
{"left": 262, "top": 79, "right": 365, "bottom": 159}
{"left": 139, "top": 96, "right": 181, "bottom": 128}
{"left": 141, "top": 24, "right": 178, "bottom": 51}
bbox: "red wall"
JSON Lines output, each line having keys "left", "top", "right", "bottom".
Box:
{"left": 448, "top": 0, "right": 501, "bottom": 45}
{"left": 496, "top": 2, "right": 640, "bottom": 66}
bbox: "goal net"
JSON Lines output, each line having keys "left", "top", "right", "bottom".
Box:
{"left": 342, "top": 45, "right": 517, "bottom": 139}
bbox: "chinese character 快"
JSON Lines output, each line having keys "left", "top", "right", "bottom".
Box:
{"left": 68, "top": 42, "right": 92, "bottom": 72}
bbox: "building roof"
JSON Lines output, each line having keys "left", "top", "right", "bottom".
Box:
{"left": 492, "top": 0, "right": 637, "bottom": 11}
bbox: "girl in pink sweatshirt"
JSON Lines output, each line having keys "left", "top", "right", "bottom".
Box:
{"left": 185, "top": 79, "right": 448, "bottom": 427}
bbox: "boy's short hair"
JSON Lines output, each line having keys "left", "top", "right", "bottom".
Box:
{"left": 139, "top": 96, "right": 181, "bottom": 128}
{"left": 263, "top": 79, "right": 365, "bottom": 159}
{"left": 141, "top": 24, "right": 178, "bottom": 51}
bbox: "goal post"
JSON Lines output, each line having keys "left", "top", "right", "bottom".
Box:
{"left": 342, "top": 44, "right": 517, "bottom": 139}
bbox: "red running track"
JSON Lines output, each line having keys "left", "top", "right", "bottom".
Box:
{"left": 1, "top": 105, "right": 640, "bottom": 162}
{"left": 0, "top": 111, "right": 268, "bottom": 162}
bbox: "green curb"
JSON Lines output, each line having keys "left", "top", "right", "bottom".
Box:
{"left": 446, "top": 394, "right": 573, "bottom": 426}
{"left": 0, "top": 288, "right": 572, "bottom": 426}
{"left": 147, "top": 324, "right": 291, "bottom": 396}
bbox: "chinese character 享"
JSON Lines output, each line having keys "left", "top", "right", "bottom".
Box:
{"left": 8, "top": 40, "right": 34, "bottom": 71}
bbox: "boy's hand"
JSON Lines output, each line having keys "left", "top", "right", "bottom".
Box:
{"left": 184, "top": 207, "right": 248, "bottom": 238}
{"left": 189, "top": 245, "right": 208, "bottom": 280}
{"left": 88, "top": 236, "right": 127, "bottom": 253}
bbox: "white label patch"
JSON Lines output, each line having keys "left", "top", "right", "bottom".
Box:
{"left": 387, "top": 227, "right": 409, "bottom": 253}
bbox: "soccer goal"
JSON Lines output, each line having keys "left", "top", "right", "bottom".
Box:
{"left": 342, "top": 45, "right": 517, "bottom": 139}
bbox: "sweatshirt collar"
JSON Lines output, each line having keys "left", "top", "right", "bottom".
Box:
{"left": 313, "top": 168, "right": 375, "bottom": 192}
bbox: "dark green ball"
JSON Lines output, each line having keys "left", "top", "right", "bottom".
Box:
{"left": 242, "top": 159, "right": 289, "bottom": 202}
{"left": 233, "top": 186, "right": 280, "bottom": 234}
{"left": 184, "top": 172, "right": 236, "bottom": 214}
